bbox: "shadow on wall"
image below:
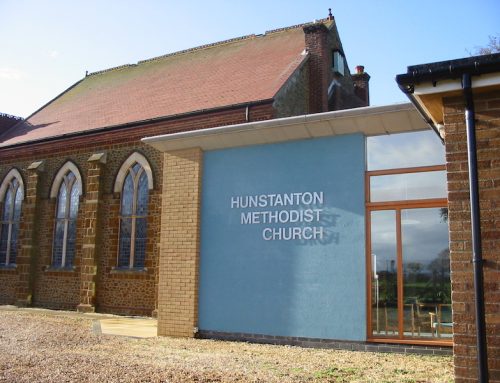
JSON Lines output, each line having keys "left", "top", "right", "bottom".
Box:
{"left": 298, "top": 206, "right": 340, "bottom": 246}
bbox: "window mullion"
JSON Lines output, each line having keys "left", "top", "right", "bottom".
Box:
{"left": 396, "top": 209, "right": 404, "bottom": 339}
{"left": 5, "top": 222, "right": 12, "bottom": 265}
{"left": 61, "top": 219, "right": 69, "bottom": 267}
{"left": 61, "top": 182, "right": 72, "bottom": 267}
{"left": 9, "top": 185, "right": 15, "bottom": 217}
{"left": 5, "top": 184, "right": 16, "bottom": 265}
{"left": 130, "top": 217, "right": 136, "bottom": 268}
{"left": 129, "top": 170, "right": 140, "bottom": 268}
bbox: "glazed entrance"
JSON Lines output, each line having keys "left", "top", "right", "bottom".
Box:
{"left": 366, "top": 131, "right": 451, "bottom": 344}
{"left": 370, "top": 207, "right": 451, "bottom": 339}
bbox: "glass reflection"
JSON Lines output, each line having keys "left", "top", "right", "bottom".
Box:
{"left": 134, "top": 217, "right": 147, "bottom": 268}
{"left": 14, "top": 186, "right": 23, "bottom": 220}
{"left": 53, "top": 221, "right": 65, "bottom": 267}
{"left": 65, "top": 220, "right": 77, "bottom": 266}
{"left": 69, "top": 181, "right": 80, "bottom": 220}
{"left": 52, "top": 170, "right": 79, "bottom": 268}
{"left": 118, "top": 218, "right": 132, "bottom": 267}
{"left": 370, "top": 171, "right": 447, "bottom": 202}
{"left": 402, "top": 208, "right": 451, "bottom": 338}
{"left": 367, "top": 130, "right": 445, "bottom": 171}
{"left": 118, "top": 163, "right": 149, "bottom": 269}
{"left": 10, "top": 223, "right": 19, "bottom": 263}
{"left": 57, "top": 183, "right": 67, "bottom": 219}
{"left": 136, "top": 172, "right": 149, "bottom": 216}
{"left": 0, "top": 177, "right": 23, "bottom": 265}
{"left": 3, "top": 188, "right": 13, "bottom": 220}
{"left": 0, "top": 224, "right": 8, "bottom": 264}
{"left": 121, "top": 173, "right": 134, "bottom": 216}
{"left": 371, "top": 210, "right": 398, "bottom": 337}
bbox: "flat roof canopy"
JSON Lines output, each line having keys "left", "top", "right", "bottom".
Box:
{"left": 142, "top": 103, "right": 429, "bottom": 152}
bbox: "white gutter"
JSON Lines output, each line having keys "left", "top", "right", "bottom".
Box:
{"left": 413, "top": 72, "right": 500, "bottom": 96}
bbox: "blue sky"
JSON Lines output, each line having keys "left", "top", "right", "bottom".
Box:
{"left": 1, "top": 0, "right": 498, "bottom": 117}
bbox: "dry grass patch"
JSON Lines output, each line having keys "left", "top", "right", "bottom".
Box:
{"left": 0, "top": 311, "right": 453, "bottom": 382}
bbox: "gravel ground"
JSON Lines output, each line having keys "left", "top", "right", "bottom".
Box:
{"left": 0, "top": 311, "right": 453, "bottom": 382}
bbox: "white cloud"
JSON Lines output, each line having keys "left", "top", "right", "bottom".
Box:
{"left": 367, "top": 131, "right": 445, "bottom": 170}
{"left": 49, "top": 50, "right": 60, "bottom": 59}
{"left": 0, "top": 67, "right": 25, "bottom": 80}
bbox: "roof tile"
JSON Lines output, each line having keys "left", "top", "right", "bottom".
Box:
{"left": 1, "top": 25, "right": 311, "bottom": 147}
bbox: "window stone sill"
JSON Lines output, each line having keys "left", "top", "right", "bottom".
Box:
{"left": 44, "top": 266, "right": 77, "bottom": 274}
{"left": 0, "top": 264, "right": 17, "bottom": 272}
{"left": 110, "top": 267, "right": 148, "bottom": 275}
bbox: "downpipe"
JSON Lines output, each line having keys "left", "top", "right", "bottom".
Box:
{"left": 462, "top": 72, "right": 488, "bottom": 383}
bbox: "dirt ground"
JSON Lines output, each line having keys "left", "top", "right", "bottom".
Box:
{"left": 0, "top": 310, "right": 453, "bottom": 382}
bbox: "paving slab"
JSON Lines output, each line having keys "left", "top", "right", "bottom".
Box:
{"left": 0, "top": 305, "right": 158, "bottom": 338}
{"left": 98, "top": 317, "right": 157, "bottom": 338}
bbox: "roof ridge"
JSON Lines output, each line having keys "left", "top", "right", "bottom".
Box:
{"left": 265, "top": 18, "right": 330, "bottom": 34}
{"left": 81, "top": 19, "right": 329, "bottom": 78}
{"left": 138, "top": 34, "right": 257, "bottom": 65}
{"left": 88, "top": 64, "right": 138, "bottom": 77}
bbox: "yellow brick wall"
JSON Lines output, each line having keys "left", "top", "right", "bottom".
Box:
{"left": 157, "top": 148, "right": 202, "bottom": 337}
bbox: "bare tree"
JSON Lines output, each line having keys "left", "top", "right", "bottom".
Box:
{"left": 471, "top": 35, "right": 500, "bottom": 55}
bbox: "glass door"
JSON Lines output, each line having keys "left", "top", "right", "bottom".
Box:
{"left": 370, "top": 210, "right": 398, "bottom": 337}
{"left": 369, "top": 207, "right": 451, "bottom": 340}
{"left": 401, "top": 207, "right": 451, "bottom": 339}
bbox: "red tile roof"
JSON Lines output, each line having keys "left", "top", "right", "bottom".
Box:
{"left": 0, "top": 23, "right": 319, "bottom": 147}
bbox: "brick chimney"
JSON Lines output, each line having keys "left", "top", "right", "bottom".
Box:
{"left": 352, "top": 65, "right": 370, "bottom": 106}
{"left": 303, "top": 23, "right": 329, "bottom": 113}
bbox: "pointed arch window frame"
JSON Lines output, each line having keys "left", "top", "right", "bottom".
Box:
{"left": 114, "top": 152, "right": 154, "bottom": 269}
{"left": 50, "top": 162, "right": 83, "bottom": 269}
{"left": 0, "top": 169, "right": 24, "bottom": 266}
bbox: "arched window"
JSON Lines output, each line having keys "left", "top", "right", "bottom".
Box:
{"left": 115, "top": 153, "right": 153, "bottom": 269}
{"left": 51, "top": 162, "right": 82, "bottom": 268}
{"left": 0, "top": 169, "right": 24, "bottom": 266}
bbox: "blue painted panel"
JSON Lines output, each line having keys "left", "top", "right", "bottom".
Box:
{"left": 199, "top": 134, "right": 366, "bottom": 341}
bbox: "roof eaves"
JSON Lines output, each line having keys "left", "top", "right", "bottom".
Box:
{"left": 0, "top": 78, "right": 86, "bottom": 143}
{"left": 0, "top": 98, "right": 275, "bottom": 150}
{"left": 395, "top": 53, "right": 500, "bottom": 143}
{"left": 396, "top": 53, "right": 500, "bottom": 87}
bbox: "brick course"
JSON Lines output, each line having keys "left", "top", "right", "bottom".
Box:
{"left": 77, "top": 155, "right": 106, "bottom": 313}
{"left": 304, "top": 24, "right": 329, "bottom": 113}
{"left": 157, "top": 148, "right": 203, "bottom": 337}
{"left": 0, "top": 142, "right": 162, "bottom": 315}
{"left": 443, "top": 89, "right": 500, "bottom": 382}
{"left": 16, "top": 162, "right": 44, "bottom": 306}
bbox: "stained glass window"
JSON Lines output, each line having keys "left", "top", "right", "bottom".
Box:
{"left": 0, "top": 175, "right": 23, "bottom": 266}
{"left": 118, "top": 162, "right": 149, "bottom": 268}
{"left": 52, "top": 171, "right": 80, "bottom": 268}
